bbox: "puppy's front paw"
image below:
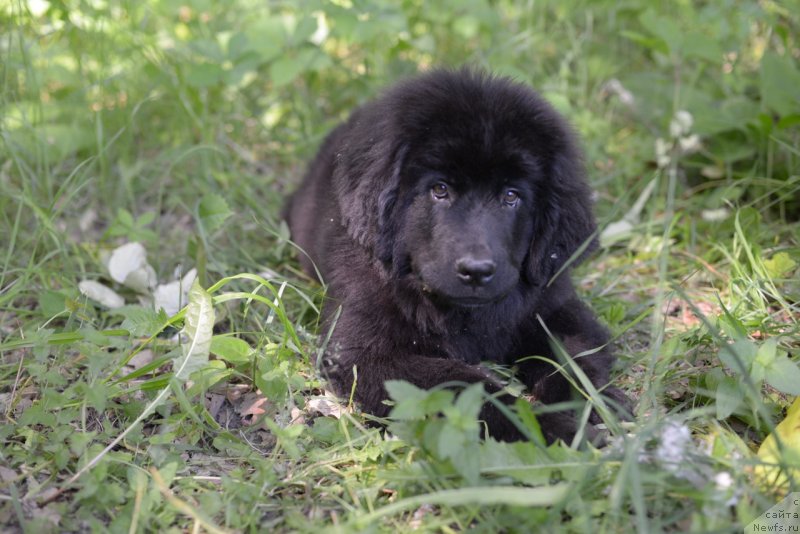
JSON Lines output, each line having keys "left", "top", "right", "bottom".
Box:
{"left": 589, "top": 386, "right": 634, "bottom": 425}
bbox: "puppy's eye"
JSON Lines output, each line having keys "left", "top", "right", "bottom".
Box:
{"left": 502, "top": 189, "right": 520, "bottom": 206}
{"left": 431, "top": 182, "right": 449, "bottom": 200}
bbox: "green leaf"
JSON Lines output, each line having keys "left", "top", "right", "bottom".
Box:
{"left": 514, "top": 399, "right": 546, "bottom": 445}
{"left": 227, "top": 32, "right": 250, "bottom": 60}
{"left": 269, "top": 56, "right": 305, "bottom": 87}
{"left": 117, "top": 208, "right": 134, "bottom": 227}
{"left": 718, "top": 338, "right": 757, "bottom": 375}
{"left": 760, "top": 52, "right": 800, "bottom": 117}
{"left": 715, "top": 376, "right": 743, "bottom": 420}
{"left": 186, "top": 63, "right": 223, "bottom": 88}
{"left": 764, "top": 353, "right": 800, "bottom": 395}
{"left": 763, "top": 252, "right": 797, "bottom": 279}
{"left": 683, "top": 32, "right": 723, "bottom": 62}
{"left": 245, "top": 19, "right": 284, "bottom": 61}
{"left": 137, "top": 211, "right": 155, "bottom": 227}
{"left": 39, "top": 290, "right": 68, "bottom": 317}
{"left": 386, "top": 380, "right": 428, "bottom": 420}
{"left": 453, "top": 15, "right": 480, "bottom": 39}
{"left": 755, "top": 337, "right": 779, "bottom": 368}
{"left": 385, "top": 380, "right": 426, "bottom": 404}
{"left": 291, "top": 16, "right": 318, "bottom": 45}
{"left": 210, "top": 335, "right": 252, "bottom": 364}
{"left": 454, "top": 383, "right": 485, "bottom": 420}
{"left": 116, "top": 305, "right": 168, "bottom": 337}
{"left": 437, "top": 422, "right": 466, "bottom": 460}
{"left": 190, "top": 38, "right": 224, "bottom": 62}
{"left": 639, "top": 9, "right": 681, "bottom": 55}
{"left": 256, "top": 362, "right": 289, "bottom": 404}
{"left": 85, "top": 381, "right": 109, "bottom": 413}
{"left": 173, "top": 281, "right": 214, "bottom": 381}
{"left": 197, "top": 194, "right": 232, "bottom": 233}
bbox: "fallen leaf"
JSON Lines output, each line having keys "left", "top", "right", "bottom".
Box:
{"left": 307, "top": 393, "right": 347, "bottom": 419}
{"left": 239, "top": 392, "right": 268, "bottom": 423}
{"left": 754, "top": 396, "right": 800, "bottom": 494}
{"left": 153, "top": 268, "right": 197, "bottom": 316}
{"left": 107, "top": 242, "right": 157, "bottom": 292}
{"left": 0, "top": 466, "right": 17, "bottom": 482}
{"left": 290, "top": 406, "right": 305, "bottom": 425}
{"left": 127, "top": 349, "right": 154, "bottom": 369}
{"left": 79, "top": 280, "right": 125, "bottom": 309}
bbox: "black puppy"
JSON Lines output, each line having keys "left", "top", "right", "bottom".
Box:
{"left": 285, "top": 68, "right": 629, "bottom": 442}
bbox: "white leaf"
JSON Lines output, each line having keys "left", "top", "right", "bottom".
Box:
{"left": 181, "top": 268, "right": 197, "bottom": 288}
{"left": 79, "top": 280, "right": 125, "bottom": 309}
{"left": 307, "top": 394, "right": 346, "bottom": 419}
{"left": 108, "top": 242, "right": 156, "bottom": 292}
{"left": 154, "top": 268, "right": 197, "bottom": 316}
{"left": 600, "top": 177, "right": 657, "bottom": 246}
{"left": 123, "top": 264, "right": 157, "bottom": 293}
{"left": 173, "top": 280, "right": 214, "bottom": 381}
{"left": 702, "top": 208, "right": 730, "bottom": 222}
{"left": 600, "top": 219, "right": 634, "bottom": 245}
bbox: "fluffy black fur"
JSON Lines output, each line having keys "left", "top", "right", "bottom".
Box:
{"left": 285, "top": 69, "right": 629, "bottom": 443}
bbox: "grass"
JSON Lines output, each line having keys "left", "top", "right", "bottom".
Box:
{"left": 1, "top": 0, "right": 799, "bottom": 532}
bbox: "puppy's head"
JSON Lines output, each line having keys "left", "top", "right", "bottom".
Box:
{"left": 334, "top": 68, "right": 597, "bottom": 304}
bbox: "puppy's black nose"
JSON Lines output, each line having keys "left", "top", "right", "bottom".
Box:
{"left": 455, "top": 257, "right": 496, "bottom": 286}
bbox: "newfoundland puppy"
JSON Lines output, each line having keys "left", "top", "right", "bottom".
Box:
{"left": 285, "top": 68, "right": 629, "bottom": 443}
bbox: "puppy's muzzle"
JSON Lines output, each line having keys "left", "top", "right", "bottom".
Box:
{"left": 455, "top": 256, "right": 496, "bottom": 286}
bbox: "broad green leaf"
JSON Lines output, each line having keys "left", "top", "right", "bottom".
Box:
{"left": 116, "top": 305, "right": 167, "bottom": 337}
{"left": 421, "top": 389, "right": 456, "bottom": 414}
{"left": 454, "top": 383, "right": 485, "bottom": 420}
{"left": 269, "top": 56, "right": 305, "bottom": 87}
{"left": 715, "top": 376, "right": 743, "bottom": 420}
{"left": 386, "top": 380, "right": 428, "bottom": 420}
{"left": 198, "top": 194, "right": 232, "bottom": 233}
{"left": 257, "top": 364, "right": 290, "bottom": 404}
{"left": 755, "top": 337, "right": 779, "bottom": 368}
{"left": 290, "top": 16, "right": 318, "bottom": 45}
{"left": 683, "top": 32, "right": 723, "bottom": 62}
{"left": 449, "top": 442, "right": 481, "bottom": 485}
{"left": 764, "top": 353, "right": 800, "bottom": 395}
{"left": 453, "top": 15, "right": 480, "bottom": 39}
{"left": 85, "top": 381, "right": 109, "bottom": 413}
{"left": 764, "top": 252, "right": 797, "bottom": 279}
{"left": 246, "top": 19, "right": 284, "bottom": 61}
{"left": 173, "top": 281, "right": 214, "bottom": 381}
{"left": 117, "top": 208, "right": 134, "bottom": 227}
{"left": 210, "top": 335, "right": 252, "bottom": 364}
{"left": 385, "top": 380, "right": 426, "bottom": 403}
{"left": 718, "top": 338, "right": 757, "bottom": 375}
{"left": 39, "top": 289, "right": 69, "bottom": 317}
{"left": 437, "top": 422, "right": 467, "bottom": 461}
{"left": 190, "top": 38, "right": 224, "bottom": 62}
{"left": 760, "top": 52, "right": 800, "bottom": 117}
{"left": 227, "top": 32, "right": 250, "bottom": 59}
{"left": 186, "top": 63, "right": 223, "bottom": 88}
{"left": 639, "top": 9, "right": 681, "bottom": 55}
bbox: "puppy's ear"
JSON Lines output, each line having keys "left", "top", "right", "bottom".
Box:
{"left": 333, "top": 116, "right": 407, "bottom": 263}
{"left": 527, "top": 150, "right": 598, "bottom": 285}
